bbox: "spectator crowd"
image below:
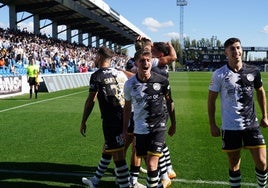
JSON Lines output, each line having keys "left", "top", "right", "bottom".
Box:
{"left": 0, "top": 27, "right": 130, "bottom": 76}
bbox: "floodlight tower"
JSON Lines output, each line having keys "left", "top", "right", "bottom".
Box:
{"left": 176, "top": 0, "right": 187, "bottom": 49}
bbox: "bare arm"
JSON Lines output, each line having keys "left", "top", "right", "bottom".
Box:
{"left": 165, "top": 95, "right": 176, "bottom": 136}
{"left": 158, "top": 42, "right": 177, "bottom": 66}
{"left": 256, "top": 86, "right": 268, "bottom": 128}
{"left": 207, "top": 90, "right": 221, "bottom": 136}
{"left": 80, "top": 91, "right": 97, "bottom": 136}
{"left": 123, "top": 100, "right": 132, "bottom": 140}
{"left": 117, "top": 69, "right": 134, "bottom": 78}
{"left": 136, "top": 36, "right": 177, "bottom": 66}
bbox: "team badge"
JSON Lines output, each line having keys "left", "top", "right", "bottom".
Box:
{"left": 247, "top": 74, "right": 254, "bottom": 82}
{"left": 153, "top": 83, "right": 161, "bottom": 91}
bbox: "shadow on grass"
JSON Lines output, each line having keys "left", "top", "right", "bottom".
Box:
{"left": 0, "top": 162, "right": 117, "bottom": 188}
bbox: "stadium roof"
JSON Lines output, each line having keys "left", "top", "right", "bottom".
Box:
{"left": 0, "top": 0, "right": 149, "bottom": 46}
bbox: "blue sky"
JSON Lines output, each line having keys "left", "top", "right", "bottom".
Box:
{"left": 1, "top": 0, "right": 268, "bottom": 57}
{"left": 105, "top": 0, "right": 268, "bottom": 57}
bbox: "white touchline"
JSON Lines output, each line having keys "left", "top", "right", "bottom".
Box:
{"left": 0, "top": 169, "right": 257, "bottom": 187}
{"left": 0, "top": 90, "right": 87, "bottom": 113}
{"left": 172, "top": 178, "right": 256, "bottom": 187}
{"left": 0, "top": 89, "right": 258, "bottom": 187}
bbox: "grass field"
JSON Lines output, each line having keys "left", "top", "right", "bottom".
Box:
{"left": 1, "top": 71, "right": 268, "bottom": 188}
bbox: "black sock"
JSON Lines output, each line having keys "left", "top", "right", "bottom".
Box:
{"left": 147, "top": 170, "right": 161, "bottom": 188}
{"left": 255, "top": 167, "right": 268, "bottom": 188}
{"left": 229, "top": 169, "right": 241, "bottom": 188}
{"left": 114, "top": 160, "right": 130, "bottom": 188}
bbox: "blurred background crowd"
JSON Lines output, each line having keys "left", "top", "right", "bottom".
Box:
{"left": 0, "top": 27, "right": 129, "bottom": 76}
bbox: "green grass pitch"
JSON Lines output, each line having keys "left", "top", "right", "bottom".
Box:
{"left": 1, "top": 71, "right": 268, "bottom": 187}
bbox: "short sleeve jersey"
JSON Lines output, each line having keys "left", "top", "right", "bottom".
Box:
{"left": 89, "top": 67, "right": 127, "bottom": 123}
{"left": 209, "top": 63, "right": 262, "bottom": 130}
{"left": 151, "top": 58, "right": 169, "bottom": 78}
{"left": 124, "top": 71, "right": 171, "bottom": 134}
{"left": 27, "top": 65, "right": 39, "bottom": 77}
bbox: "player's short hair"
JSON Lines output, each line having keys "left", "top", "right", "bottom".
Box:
{"left": 153, "top": 42, "right": 169, "bottom": 56}
{"left": 224, "top": 37, "right": 241, "bottom": 49}
{"left": 135, "top": 38, "right": 152, "bottom": 51}
{"left": 134, "top": 48, "right": 152, "bottom": 61}
{"left": 98, "top": 46, "right": 114, "bottom": 59}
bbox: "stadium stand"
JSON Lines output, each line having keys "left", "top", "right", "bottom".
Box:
{"left": 0, "top": 0, "right": 151, "bottom": 77}
{"left": 0, "top": 27, "right": 130, "bottom": 77}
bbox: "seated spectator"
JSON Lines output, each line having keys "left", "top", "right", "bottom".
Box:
{"left": 0, "top": 27, "right": 130, "bottom": 76}
{"left": 0, "top": 48, "right": 7, "bottom": 68}
{"left": 79, "top": 63, "right": 88, "bottom": 73}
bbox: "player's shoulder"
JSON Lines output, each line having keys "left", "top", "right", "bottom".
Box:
{"left": 114, "top": 69, "right": 128, "bottom": 82}
{"left": 125, "top": 74, "right": 137, "bottom": 85}
{"left": 151, "top": 71, "right": 168, "bottom": 82}
{"left": 212, "top": 64, "right": 229, "bottom": 76}
{"left": 242, "top": 62, "right": 259, "bottom": 72}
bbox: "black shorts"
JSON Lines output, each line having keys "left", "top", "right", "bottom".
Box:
{"left": 222, "top": 128, "right": 266, "bottom": 152}
{"left": 28, "top": 77, "right": 37, "bottom": 86}
{"left": 135, "top": 130, "right": 165, "bottom": 157}
{"left": 102, "top": 119, "right": 124, "bottom": 152}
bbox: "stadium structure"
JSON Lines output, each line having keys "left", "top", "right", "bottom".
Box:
{"left": 0, "top": 0, "right": 149, "bottom": 49}
{"left": 0, "top": 0, "right": 151, "bottom": 97}
{"left": 1, "top": 0, "right": 268, "bottom": 97}
{"left": 183, "top": 46, "right": 268, "bottom": 72}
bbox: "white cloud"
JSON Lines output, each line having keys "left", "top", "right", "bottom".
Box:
{"left": 165, "top": 32, "right": 180, "bottom": 39}
{"left": 17, "top": 21, "right": 34, "bottom": 32}
{"left": 263, "top": 25, "right": 268, "bottom": 33}
{"left": 142, "top": 17, "right": 174, "bottom": 32}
